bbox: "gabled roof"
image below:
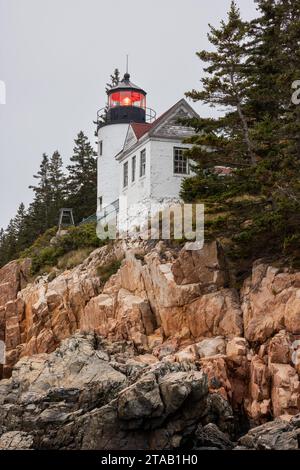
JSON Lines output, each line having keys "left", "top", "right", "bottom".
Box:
{"left": 131, "top": 122, "right": 152, "bottom": 140}
{"left": 148, "top": 101, "right": 183, "bottom": 133}
{"left": 147, "top": 98, "right": 199, "bottom": 137}
{"left": 117, "top": 98, "right": 199, "bottom": 160}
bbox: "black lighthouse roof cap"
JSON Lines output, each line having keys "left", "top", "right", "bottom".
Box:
{"left": 107, "top": 73, "right": 147, "bottom": 95}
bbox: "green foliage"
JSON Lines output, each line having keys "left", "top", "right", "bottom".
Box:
{"left": 58, "top": 224, "right": 102, "bottom": 252}
{"left": 181, "top": 0, "right": 300, "bottom": 279}
{"left": 66, "top": 131, "right": 97, "bottom": 224}
{"left": 21, "top": 226, "right": 58, "bottom": 256}
{"left": 98, "top": 68, "right": 121, "bottom": 124}
{"left": 0, "top": 131, "right": 97, "bottom": 268}
{"left": 184, "top": 1, "right": 256, "bottom": 169}
{"left": 21, "top": 223, "right": 105, "bottom": 275}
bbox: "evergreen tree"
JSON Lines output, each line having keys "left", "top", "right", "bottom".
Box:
{"left": 247, "top": 1, "right": 300, "bottom": 158}
{"left": 246, "top": 0, "right": 300, "bottom": 203}
{"left": 2, "top": 217, "right": 19, "bottom": 264}
{"left": 105, "top": 68, "right": 120, "bottom": 94}
{"left": 0, "top": 132, "right": 97, "bottom": 267}
{"left": 48, "top": 151, "right": 66, "bottom": 224}
{"left": 184, "top": 1, "right": 255, "bottom": 171}
{"left": 0, "top": 228, "right": 8, "bottom": 267}
{"left": 0, "top": 229, "right": 5, "bottom": 249}
{"left": 98, "top": 68, "right": 121, "bottom": 124}
{"left": 181, "top": 0, "right": 300, "bottom": 273}
{"left": 13, "top": 203, "right": 27, "bottom": 251}
{"left": 66, "top": 131, "right": 97, "bottom": 222}
{"left": 29, "top": 154, "right": 52, "bottom": 232}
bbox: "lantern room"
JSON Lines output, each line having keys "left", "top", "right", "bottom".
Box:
{"left": 108, "top": 90, "right": 146, "bottom": 109}
{"left": 106, "top": 73, "right": 147, "bottom": 125}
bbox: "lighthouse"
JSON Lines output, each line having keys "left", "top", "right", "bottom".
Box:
{"left": 97, "top": 72, "right": 155, "bottom": 217}
{"left": 96, "top": 69, "right": 199, "bottom": 232}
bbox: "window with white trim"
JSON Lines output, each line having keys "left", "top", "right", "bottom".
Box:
{"left": 99, "top": 140, "right": 103, "bottom": 156}
{"left": 123, "top": 161, "right": 128, "bottom": 188}
{"left": 173, "top": 147, "right": 188, "bottom": 175}
{"left": 140, "top": 149, "right": 146, "bottom": 177}
{"left": 132, "top": 155, "right": 136, "bottom": 182}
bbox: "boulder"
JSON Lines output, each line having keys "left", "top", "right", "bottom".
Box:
{"left": 185, "top": 289, "right": 243, "bottom": 339}
{"left": 0, "top": 245, "right": 119, "bottom": 376}
{"left": 117, "top": 374, "right": 164, "bottom": 421}
{"left": 80, "top": 293, "right": 116, "bottom": 337}
{"left": 270, "top": 363, "right": 300, "bottom": 417}
{"left": 268, "top": 330, "right": 292, "bottom": 365}
{"left": 245, "top": 355, "right": 271, "bottom": 423}
{"left": 171, "top": 241, "right": 228, "bottom": 288}
{"left": 194, "top": 423, "right": 233, "bottom": 450}
{"left": 196, "top": 336, "right": 226, "bottom": 358}
{"left": 0, "top": 331, "right": 218, "bottom": 450}
{"left": 242, "top": 264, "right": 300, "bottom": 343}
{"left": 238, "top": 417, "right": 300, "bottom": 450}
{"left": 226, "top": 337, "right": 248, "bottom": 364}
{"left": 0, "top": 431, "right": 34, "bottom": 450}
{"left": 0, "top": 333, "right": 128, "bottom": 439}
{"left": 0, "top": 259, "right": 31, "bottom": 377}
{"left": 0, "top": 258, "right": 31, "bottom": 309}
{"left": 159, "top": 370, "right": 208, "bottom": 416}
{"left": 200, "top": 356, "right": 232, "bottom": 401}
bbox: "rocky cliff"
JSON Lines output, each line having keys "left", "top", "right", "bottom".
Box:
{"left": 0, "top": 240, "right": 299, "bottom": 450}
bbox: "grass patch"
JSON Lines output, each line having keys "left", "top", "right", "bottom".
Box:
{"left": 57, "top": 248, "right": 94, "bottom": 270}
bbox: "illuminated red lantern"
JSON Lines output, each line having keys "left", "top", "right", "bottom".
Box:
{"left": 105, "top": 72, "right": 147, "bottom": 124}
{"left": 108, "top": 74, "right": 146, "bottom": 109}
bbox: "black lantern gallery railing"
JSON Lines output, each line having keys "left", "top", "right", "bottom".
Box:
{"left": 95, "top": 106, "right": 156, "bottom": 132}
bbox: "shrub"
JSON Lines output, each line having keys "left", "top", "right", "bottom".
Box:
{"left": 31, "top": 245, "right": 64, "bottom": 274}
{"left": 58, "top": 224, "right": 102, "bottom": 252}
{"left": 21, "top": 226, "right": 58, "bottom": 259}
{"left": 21, "top": 223, "right": 106, "bottom": 275}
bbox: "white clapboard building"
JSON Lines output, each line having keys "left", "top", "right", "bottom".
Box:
{"left": 96, "top": 72, "right": 199, "bottom": 232}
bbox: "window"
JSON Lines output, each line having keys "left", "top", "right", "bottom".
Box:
{"left": 99, "top": 196, "right": 103, "bottom": 211}
{"left": 173, "top": 147, "right": 188, "bottom": 175}
{"left": 140, "top": 149, "right": 146, "bottom": 177}
{"left": 99, "top": 140, "right": 103, "bottom": 156}
{"left": 109, "top": 91, "right": 146, "bottom": 109}
{"left": 132, "top": 155, "right": 136, "bottom": 182}
{"left": 123, "top": 161, "right": 128, "bottom": 188}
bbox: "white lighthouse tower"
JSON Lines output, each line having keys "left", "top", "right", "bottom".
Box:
{"left": 97, "top": 72, "right": 153, "bottom": 217}
{"left": 96, "top": 69, "right": 200, "bottom": 235}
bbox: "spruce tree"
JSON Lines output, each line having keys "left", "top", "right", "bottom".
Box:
{"left": 66, "top": 131, "right": 97, "bottom": 222}
{"left": 13, "top": 203, "right": 27, "bottom": 251}
{"left": 29, "top": 154, "right": 52, "bottom": 232}
{"left": 247, "top": 0, "right": 300, "bottom": 202}
{"left": 105, "top": 68, "right": 120, "bottom": 94}
{"left": 181, "top": 0, "right": 300, "bottom": 272}
{"left": 98, "top": 68, "right": 121, "bottom": 124}
{"left": 184, "top": 1, "right": 255, "bottom": 172}
{"left": 3, "top": 217, "right": 19, "bottom": 263}
{"left": 0, "top": 228, "right": 8, "bottom": 267}
{"left": 48, "top": 151, "right": 66, "bottom": 225}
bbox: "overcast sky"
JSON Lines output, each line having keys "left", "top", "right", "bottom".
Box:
{"left": 0, "top": 0, "right": 258, "bottom": 229}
